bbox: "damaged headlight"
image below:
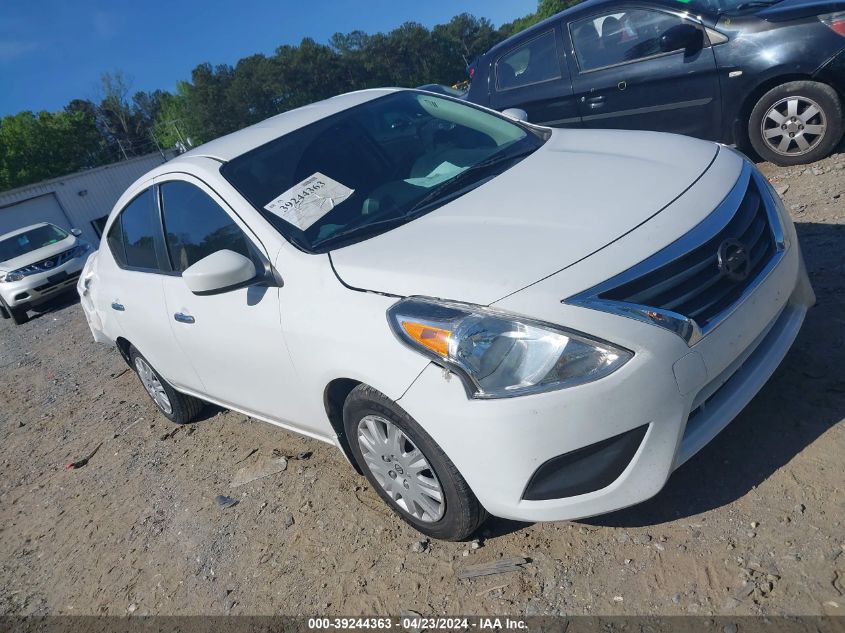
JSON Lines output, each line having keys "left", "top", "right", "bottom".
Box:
{"left": 388, "top": 297, "right": 632, "bottom": 398}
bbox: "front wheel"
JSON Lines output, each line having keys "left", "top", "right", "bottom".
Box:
{"left": 129, "top": 346, "right": 203, "bottom": 424}
{"left": 748, "top": 81, "right": 843, "bottom": 166}
{"left": 343, "top": 384, "right": 486, "bottom": 541}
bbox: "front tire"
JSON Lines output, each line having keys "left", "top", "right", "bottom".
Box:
{"left": 128, "top": 346, "right": 203, "bottom": 424}
{"left": 343, "top": 384, "right": 486, "bottom": 541}
{"left": 6, "top": 302, "right": 29, "bottom": 325}
{"left": 748, "top": 81, "right": 843, "bottom": 166}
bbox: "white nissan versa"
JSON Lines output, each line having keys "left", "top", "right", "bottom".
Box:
{"left": 78, "top": 88, "right": 814, "bottom": 540}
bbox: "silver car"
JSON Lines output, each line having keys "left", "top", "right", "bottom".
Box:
{"left": 0, "top": 223, "right": 92, "bottom": 325}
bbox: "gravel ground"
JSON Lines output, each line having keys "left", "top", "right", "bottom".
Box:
{"left": 0, "top": 154, "right": 843, "bottom": 617}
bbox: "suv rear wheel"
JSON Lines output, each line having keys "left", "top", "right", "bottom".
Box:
{"left": 343, "top": 384, "right": 486, "bottom": 541}
{"left": 128, "top": 346, "right": 204, "bottom": 424}
{"left": 749, "top": 81, "right": 843, "bottom": 166}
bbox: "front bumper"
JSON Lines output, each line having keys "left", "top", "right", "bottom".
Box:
{"left": 0, "top": 257, "right": 87, "bottom": 308}
{"left": 396, "top": 239, "right": 813, "bottom": 523}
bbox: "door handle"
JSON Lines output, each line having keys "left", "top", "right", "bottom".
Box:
{"left": 174, "top": 312, "right": 195, "bottom": 324}
{"left": 111, "top": 301, "right": 125, "bottom": 311}
{"left": 586, "top": 96, "right": 605, "bottom": 109}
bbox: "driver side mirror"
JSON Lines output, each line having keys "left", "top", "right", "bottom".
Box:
{"left": 71, "top": 228, "right": 83, "bottom": 237}
{"left": 502, "top": 108, "right": 529, "bottom": 122}
{"left": 182, "top": 250, "right": 259, "bottom": 295}
{"left": 659, "top": 24, "right": 703, "bottom": 55}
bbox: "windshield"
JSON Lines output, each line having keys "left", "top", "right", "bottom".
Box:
{"left": 221, "top": 91, "right": 546, "bottom": 252}
{"left": 0, "top": 224, "right": 68, "bottom": 262}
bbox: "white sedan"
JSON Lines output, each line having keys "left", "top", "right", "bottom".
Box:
{"left": 78, "top": 88, "right": 814, "bottom": 540}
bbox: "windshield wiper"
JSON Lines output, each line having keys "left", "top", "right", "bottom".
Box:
{"left": 405, "top": 146, "right": 537, "bottom": 215}
{"left": 314, "top": 146, "right": 537, "bottom": 249}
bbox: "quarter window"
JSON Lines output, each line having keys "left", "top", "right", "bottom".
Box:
{"left": 107, "top": 188, "right": 159, "bottom": 270}
{"left": 496, "top": 31, "right": 561, "bottom": 91}
{"left": 571, "top": 9, "right": 686, "bottom": 72}
{"left": 159, "top": 181, "right": 252, "bottom": 273}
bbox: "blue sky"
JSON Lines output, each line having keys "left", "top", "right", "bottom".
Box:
{"left": 0, "top": 0, "right": 536, "bottom": 117}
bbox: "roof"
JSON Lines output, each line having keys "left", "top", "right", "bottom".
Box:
{"left": 175, "top": 88, "right": 399, "bottom": 164}
{"left": 0, "top": 222, "right": 50, "bottom": 240}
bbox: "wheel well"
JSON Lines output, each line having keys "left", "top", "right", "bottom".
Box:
{"left": 323, "top": 378, "right": 363, "bottom": 474}
{"left": 735, "top": 74, "right": 815, "bottom": 148}
{"left": 115, "top": 337, "right": 133, "bottom": 367}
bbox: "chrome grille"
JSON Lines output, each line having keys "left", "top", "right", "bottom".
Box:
{"left": 17, "top": 247, "right": 77, "bottom": 275}
{"left": 566, "top": 161, "right": 788, "bottom": 346}
{"left": 598, "top": 176, "right": 776, "bottom": 327}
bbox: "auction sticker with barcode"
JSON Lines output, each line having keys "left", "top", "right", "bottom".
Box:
{"left": 264, "top": 173, "right": 354, "bottom": 230}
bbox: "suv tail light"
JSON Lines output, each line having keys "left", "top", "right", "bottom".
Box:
{"left": 820, "top": 11, "right": 845, "bottom": 35}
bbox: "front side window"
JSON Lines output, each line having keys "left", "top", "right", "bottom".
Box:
{"left": 571, "top": 9, "right": 685, "bottom": 72}
{"left": 160, "top": 181, "right": 252, "bottom": 273}
{"left": 221, "top": 91, "right": 546, "bottom": 252}
{"left": 496, "top": 31, "right": 561, "bottom": 91}
{"left": 107, "top": 188, "right": 159, "bottom": 270}
{"left": 0, "top": 224, "right": 68, "bottom": 262}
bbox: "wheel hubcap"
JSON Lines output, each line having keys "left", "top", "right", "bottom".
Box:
{"left": 134, "top": 357, "right": 173, "bottom": 415}
{"left": 357, "top": 415, "right": 445, "bottom": 522}
{"left": 761, "top": 96, "right": 826, "bottom": 157}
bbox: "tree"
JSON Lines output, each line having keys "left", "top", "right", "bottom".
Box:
{"left": 0, "top": 109, "right": 106, "bottom": 190}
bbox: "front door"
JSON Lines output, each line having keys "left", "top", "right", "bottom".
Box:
{"left": 566, "top": 7, "right": 721, "bottom": 139}
{"left": 155, "top": 175, "right": 309, "bottom": 429}
{"left": 487, "top": 28, "right": 580, "bottom": 128}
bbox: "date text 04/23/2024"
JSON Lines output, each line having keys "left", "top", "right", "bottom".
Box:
{"left": 306, "top": 618, "right": 528, "bottom": 630}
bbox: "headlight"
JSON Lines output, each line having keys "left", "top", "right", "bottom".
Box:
{"left": 69, "top": 243, "right": 92, "bottom": 259}
{"left": 388, "top": 297, "right": 632, "bottom": 398}
{"left": 2, "top": 271, "right": 24, "bottom": 283}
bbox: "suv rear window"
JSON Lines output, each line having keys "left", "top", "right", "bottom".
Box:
{"left": 496, "top": 31, "right": 561, "bottom": 91}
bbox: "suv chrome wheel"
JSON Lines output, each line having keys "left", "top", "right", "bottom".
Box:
{"left": 357, "top": 414, "right": 445, "bottom": 522}
{"left": 761, "top": 96, "right": 827, "bottom": 157}
{"left": 134, "top": 356, "right": 173, "bottom": 415}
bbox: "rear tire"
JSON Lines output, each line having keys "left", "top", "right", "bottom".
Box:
{"left": 748, "top": 81, "right": 843, "bottom": 166}
{"left": 343, "top": 384, "right": 486, "bottom": 541}
{"left": 128, "top": 346, "right": 204, "bottom": 424}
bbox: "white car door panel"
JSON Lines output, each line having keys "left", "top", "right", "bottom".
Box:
{"left": 155, "top": 175, "right": 309, "bottom": 428}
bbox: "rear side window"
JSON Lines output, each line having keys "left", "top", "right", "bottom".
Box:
{"left": 107, "top": 188, "right": 159, "bottom": 270}
{"left": 571, "top": 9, "right": 685, "bottom": 72}
{"left": 159, "top": 181, "right": 252, "bottom": 273}
{"left": 496, "top": 31, "right": 561, "bottom": 91}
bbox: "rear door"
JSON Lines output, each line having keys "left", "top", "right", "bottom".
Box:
{"left": 103, "top": 186, "right": 196, "bottom": 389}
{"left": 566, "top": 7, "right": 721, "bottom": 138}
{"left": 488, "top": 28, "right": 580, "bottom": 127}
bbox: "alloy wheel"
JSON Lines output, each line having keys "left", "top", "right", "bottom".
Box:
{"left": 134, "top": 357, "right": 173, "bottom": 415}
{"left": 357, "top": 414, "right": 445, "bottom": 522}
{"left": 761, "top": 96, "right": 827, "bottom": 157}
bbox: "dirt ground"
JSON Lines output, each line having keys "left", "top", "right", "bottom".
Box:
{"left": 0, "top": 153, "right": 843, "bottom": 618}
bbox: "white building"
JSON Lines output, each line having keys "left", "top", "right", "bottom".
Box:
{"left": 0, "top": 152, "right": 174, "bottom": 244}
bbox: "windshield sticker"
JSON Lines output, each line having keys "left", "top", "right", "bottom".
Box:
{"left": 17, "top": 236, "right": 30, "bottom": 246}
{"left": 264, "top": 173, "right": 354, "bottom": 230}
{"left": 405, "top": 161, "right": 468, "bottom": 188}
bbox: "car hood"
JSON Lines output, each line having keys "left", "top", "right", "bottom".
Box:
{"left": 757, "top": 0, "right": 845, "bottom": 20}
{"left": 330, "top": 129, "right": 719, "bottom": 306}
{"left": 0, "top": 235, "right": 77, "bottom": 273}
